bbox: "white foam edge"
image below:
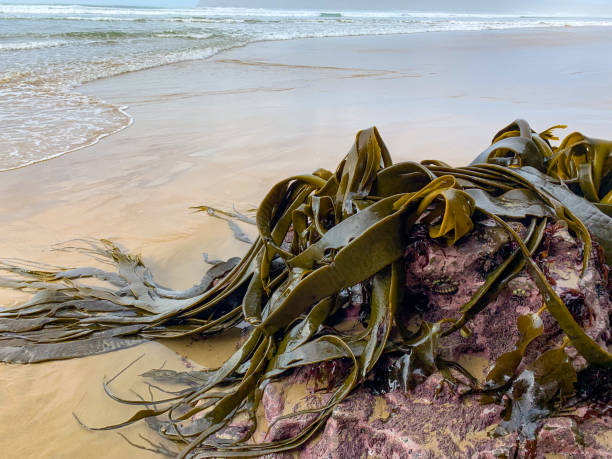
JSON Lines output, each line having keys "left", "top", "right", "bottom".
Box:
{"left": 0, "top": 104, "right": 134, "bottom": 173}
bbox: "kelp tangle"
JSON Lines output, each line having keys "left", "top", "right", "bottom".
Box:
{"left": 1, "top": 119, "right": 611, "bottom": 457}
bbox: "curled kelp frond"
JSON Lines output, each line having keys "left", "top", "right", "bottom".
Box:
{"left": 1, "top": 121, "right": 611, "bottom": 457}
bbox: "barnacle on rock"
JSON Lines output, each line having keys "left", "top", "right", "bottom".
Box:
{"left": 477, "top": 253, "right": 501, "bottom": 279}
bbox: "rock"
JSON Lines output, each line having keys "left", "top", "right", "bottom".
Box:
{"left": 258, "top": 217, "right": 612, "bottom": 457}
{"left": 263, "top": 372, "right": 611, "bottom": 458}
{"left": 403, "top": 218, "right": 611, "bottom": 372}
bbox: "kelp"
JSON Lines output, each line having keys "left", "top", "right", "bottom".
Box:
{"left": 194, "top": 206, "right": 255, "bottom": 244}
{"left": 1, "top": 120, "right": 611, "bottom": 457}
{"left": 495, "top": 345, "right": 578, "bottom": 439}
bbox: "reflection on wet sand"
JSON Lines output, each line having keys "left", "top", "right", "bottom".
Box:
{"left": 1, "top": 335, "right": 242, "bottom": 458}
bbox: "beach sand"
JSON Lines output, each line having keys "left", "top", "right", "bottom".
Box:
{"left": 2, "top": 27, "right": 612, "bottom": 457}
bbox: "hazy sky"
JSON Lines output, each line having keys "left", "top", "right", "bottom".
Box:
{"left": 8, "top": 0, "right": 612, "bottom": 16}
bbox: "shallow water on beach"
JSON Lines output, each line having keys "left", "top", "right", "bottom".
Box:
{"left": 2, "top": 3, "right": 612, "bottom": 171}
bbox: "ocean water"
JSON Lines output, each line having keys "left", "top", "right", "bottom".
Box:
{"left": 1, "top": 4, "right": 612, "bottom": 171}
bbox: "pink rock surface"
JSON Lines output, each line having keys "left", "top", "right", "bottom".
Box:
{"left": 263, "top": 370, "right": 611, "bottom": 458}
{"left": 259, "top": 218, "right": 612, "bottom": 458}
{"left": 404, "top": 219, "right": 611, "bottom": 371}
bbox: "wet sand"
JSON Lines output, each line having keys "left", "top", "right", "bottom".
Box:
{"left": 2, "top": 27, "right": 612, "bottom": 457}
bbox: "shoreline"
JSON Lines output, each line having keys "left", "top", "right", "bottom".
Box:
{"left": 2, "top": 26, "right": 612, "bottom": 458}
{"left": 3, "top": 24, "right": 612, "bottom": 173}
{"left": 0, "top": 105, "right": 134, "bottom": 173}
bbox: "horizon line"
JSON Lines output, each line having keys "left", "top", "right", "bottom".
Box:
{"left": 1, "top": 2, "right": 611, "bottom": 19}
